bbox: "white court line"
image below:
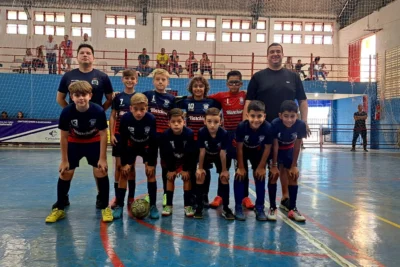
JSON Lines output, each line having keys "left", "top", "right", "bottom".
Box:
{"left": 248, "top": 188, "right": 356, "bottom": 267}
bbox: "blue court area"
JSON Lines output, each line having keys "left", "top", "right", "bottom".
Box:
{"left": 0, "top": 148, "right": 399, "bottom": 267}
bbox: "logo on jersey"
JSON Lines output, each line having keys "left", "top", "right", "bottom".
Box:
{"left": 151, "top": 95, "right": 156, "bottom": 103}
{"left": 170, "top": 141, "right": 175, "bottom": 149}
{"left": 239, "top": 97, "right": 244, "bottom": 105}
{"left": 203, "top": 103, "right": 209, "bottom": 111}
{"left": 291, "top": 133, "right": 298, "bottom": 140}
{"left": 91, "top": 78, "right": 99, "bottom": 86}
{"left": 71, "top": 119, "right": 78, "bottom": 127}
{"left": 119, "top": 111, "right": 127, "bottom": 116}
{"left": 183, "top": 140, "right": 187, "bottom": 147}
{"left": 204, "top": 141, "right": 209, "bottom": 149}
{"left": 188, "top": 103, "right": 195, "bottom": 111}
{"left": 259, "top": 135, "right": 265, "bottom": 143}
{"left": 128, "top": 127, "right": 135, "bottom": 134}
{"left": 217, "top": 142, "right": 221, "bottom": 148}
{"left": 226, "top": 99, "right": 230, "bottom": 105}
{"left": 144, "top": 126, "right": 150, "bottom": 134}
{"left": 244, "top": 135, "right": 249, "bottom": 142}
{"left": 163, "top": 99, "right": 170, "bottom": 108}
{"left": 277, "top": 133, "right": 281, "bottom": 139}
{"left": 89, "top": 119, "right": 96, "bottom": 127}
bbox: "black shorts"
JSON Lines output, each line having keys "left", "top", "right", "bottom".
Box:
{"left": 123, "top": 147, "right": 150, "bottom": 166}
{"left": 68, "top": 142, "right": 100, "bottom": 170}
{"left": 243, "top": 150, "right": 264, "bottom": 171}
{"left": 204, "top": 153, "right": 223, "bottom": 173}
{"left": 111, "top": 134, "right": 121, "bottom": 157}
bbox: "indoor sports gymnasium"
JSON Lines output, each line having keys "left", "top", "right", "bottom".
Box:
{"left": 0, "top": 0, "right": 399, "bottom": 266}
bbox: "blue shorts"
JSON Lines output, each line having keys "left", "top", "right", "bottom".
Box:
{"left": 278, "top": 148, "right": 294, "bottom": 169}
{"left": 243, "top": 149, "right": 263, "bottom": 171}
{"left": 68, "top": 142, "right": 100, "bottom": 170}
{"left": 204, "top": 153, "right": 223, "bottom": 173}
{"left": 123, "top": 147, "right": 150, "bottom": 165}
{"left": 112, "top": 134, "right": 122, "bottom": 157}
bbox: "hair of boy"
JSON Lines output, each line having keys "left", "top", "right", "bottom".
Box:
{"left": 168, "top": 108, "right": 185, "bottom": 120}
{"left": 227, "top": 70, "right": 242, "bottom": 80}
{"left": 77, "top": 44, "right": 94, "bottom": 56}
{"left": 267, "top": 43, "right": 284, "bottom": 54}
{"left": 187, "top": 76, "right": 210, "bottom": 97}
{"left": 247, "top": 100, "right": 265, "bottom": 113}
{"left": 205, "top": 107, "right": 220, "bottom": 117}
{"left": 152, "top": 68, "right": 170, "bottom": 79}
{"left": 130, "top": 93, "right": 148, "bottom": 105}
{"left": 280, "top": 100, "right": 299, "bottom": 113}
{"left": 122, "top": 69, "right": 138, "bottom": 78}
{"left": 68, "top": 81, "right": 92, "bottom": 95}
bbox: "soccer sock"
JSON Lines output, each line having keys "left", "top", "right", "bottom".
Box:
{"left": 288, "top": 185, "right": 299, "bottom": 210}
{"left": 268, "top": 183, "right": 277, "bottom": 209}
{"left": 255, "top": 179, "right": 266, "bottom": 210}
{"left": 147, "top": 181, "right": 157, "bottom": 206}
{"left": 162, "top": 168, "right": 168, "bottom": 193}
{"left": 128, "top": 180, "right": 136, "bottom": 199}
{"left": 195, "top": 183, "right": 204, "bottom": 210}
{"left": 166, "top": 190, "right": 174, "bottom": 206}
{"left": 244, "top": 174, "right": 249, "bottom": 198}
{"left": 96, "top": 176, "right": 110, "bottom": 210}
{"left": 114, "top": 182, "right": 118, "bottom": 198}
{"left": 204, "top": 170, "right": 211, "bottom": 195}
{"left": 116, "top": 188, "right": 126, "bottom": 207}
{"left": 233, "top": 180, "right": 244, "bottom": 210}
{"left": 183, "top": 190, "right": 191, "bottom": 206}
{"left": 220, "top": 183, "right": 230, "bottom": 209}
{"left": 57, "top": 178, "right": 71, "bottom": 210}
{"left": 217, "top": 179, "right": 223, "bottom": 197}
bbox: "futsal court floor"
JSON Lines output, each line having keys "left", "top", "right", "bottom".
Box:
{"left": 0, "top": 148, "right": 399, "bottom": 267}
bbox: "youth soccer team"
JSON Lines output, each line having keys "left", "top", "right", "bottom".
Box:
{"left": 46, "top": 68, "right": 307, "bottom": 223}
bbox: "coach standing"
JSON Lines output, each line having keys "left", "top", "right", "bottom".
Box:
{"left": 243, "top": 43, "right": 309, "bottom": 211}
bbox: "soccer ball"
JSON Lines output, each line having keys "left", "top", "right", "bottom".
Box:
{"left": 131, "top": 199, "right": 150, "bottom": 219}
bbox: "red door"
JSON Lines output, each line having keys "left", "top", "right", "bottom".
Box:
{"left": 348, "top": 39, "right": 362, "bottom": 82}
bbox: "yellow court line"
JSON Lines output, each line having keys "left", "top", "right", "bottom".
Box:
{"left": 301, "top": 183, "right": 400, "bottom": 229}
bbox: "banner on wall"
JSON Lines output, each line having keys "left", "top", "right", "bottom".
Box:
{"left": 0, "top": 119, "right": 60, "bottom": 143}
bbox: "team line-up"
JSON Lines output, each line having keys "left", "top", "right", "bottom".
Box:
{"left": 45, "top": 43, "right": 309, "bottom": 223}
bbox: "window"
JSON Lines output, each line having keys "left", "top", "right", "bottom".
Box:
{"left": 34, "top": 25, "right": 60, "bottom": 35}
{"left": 162, "top": 17, "right": 191, "bottom": 28}
{"left": 6, "top": 24, "right": 27, "bottom": 34}
{"left": 161, "top": 30, "right": 190, "bottom": 40}
{"left": 71, "top": 13, "right": 91, "bottom": 23}
{"left": 221, "top": 32, "right": 250, "bottom": 42}
{"left": 257, "top": 21, "right": 266, "bottom": 30}
{"left": 293, "top": 22, "right": 302, "bottom": 31}
{"left": 305, "top": 22, "right": 333, "bottom": 32}
{"left": 283, "top": 22, "right": 292, "bottom": 31}
{"left": 35, "top": 12, "right": 65, "bottom": 22}
{"left": 105, "top": 28, "right": 136, "bottom": 39}
{"left": 196, "top": 32, "right": 215, "bottom": 41}
{"left": 7, "top": 10, "right": 27, "bottom": 21}
{"left": 283, "top": 34, "right": 292, "bottom": 44}
{"left": 274, "top": 22, "right": 283, "bottom": 31}
{"left": 274, "top": 34, "right": 282, "bottom": 43}
{"left": 72, "top": 27, "right": 92, "bottom": 37}
{"left": 275, "top": 21, "right": 303, "bottom": 31}
{"left": 304, "top": 35, "right": 332, "bottom": 45}
{"left": 197, "top": 18, "right": 216, "bottom": 28}
{"left": 222, "top": 19, "right": 251, "bottom": 30}
{"left": 293, "top": 34, "right": 302, "bottom": 44}
{"left": 275, "top": 34, "right": 302, "bottom": 44}
{"left": 324, "top": 35, "right": 333, "bottom": 44}
{"left": 106, "top": 15, "right": 136, "bottom": 26}
{"left": 256, "top": 33, "right": 266, "bottom": 43}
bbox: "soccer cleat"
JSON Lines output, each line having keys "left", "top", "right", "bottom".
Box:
{"left": 144, "top": 194, "right": 150, "bottom": 203}
{"left": 203, "top": 195, "right": 210, "bottom": 209}
{"left": 127, "top": 197, "right": 134, "bottom": 211}
{"left": 255, "top": 207, "right": 268, "bottom": 221}
{"left": 288, "top": 208, "right": 306, "bottom": 222}
{"left": 350, "top": 148, "right": 356, "bottom": 152}
{"left": 162, "top": 205, "right": 173, "bottom": 216}
{"left": 279, "top": 198, "right": 290, "bottom": 212}
{"left": 45, "top": 208, "right": 65, "bottom": 223}
{"left": 109, "top": 197, "right": 117, "bottom": 209}
{"left": 162, "top": 193, "right": 167, "bottom": 207}
{"left": 52, "top": 194, "right": 70, "bottom": 210}
{"left": 149, "top": 205, "right": 160, "bottom": 219}
{"left": 193, "top": 208, "right": 203, "bottom": 219}
{"left": 364, "top": 149, "right": 369, "bottom": 152}
{"left": 96, "top": 194, "right": 103, "bottom": 209}
{"left": 242, "top": 197, "right": 255, "bottom": 210}
{"left": 267, "top": 207, "right": 277, "bottom": 221}
{"left": 112, "top": 206, "right": 123, "bottom": 219}
{"left": 209, "top": 196, "right": 223, "bottom": 209}
{"left": 235, "top": 207, "right": 246, "bottom": 221}
{"left": 222, "top": 207, "right": 235, "bottom": 220}
{"left": 102, "top": 207, "right": 114, "bottom": 222}
{"left": 184, "top": 206, "right": 194, "bottom": 217}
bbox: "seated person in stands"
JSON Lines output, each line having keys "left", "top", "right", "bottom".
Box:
{"left": 169, "top": 50, "right": 182, "bottom": 77}
{"left": 320, "top": 63, "right": 329, "bottom": 79}
{"left": 185, "top": 51, "right": 198, "bottom": 78}
{"left": 137, "top": 48, "right": 152, "bottom": 77}
{"left": 1, "top": 111, "right": 8, "bottom": 119}
{"left": 17, "top": 111, "right": 24, "bottom": 119}
{"left": 313, "top": 56, "right": 326, "bottom": 81}
{"left": 33, "top": 45, "right": 45, "bottom": 70}
{"left": 295, "top": 59, "right": 307, "bottom": 79}
{"left": 200, "top": 53, "right": 213, "bottom": 79}
{"left": 156, "top": 48, "right": 169, "bottom": 70}
{"left": 284, "top": 56, "right": 294, "bottom": 71}
{"left": 20, "top": 48, "right": 33, "bottom": 74}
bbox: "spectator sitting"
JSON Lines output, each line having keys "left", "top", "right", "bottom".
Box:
{"left": 284, "top": 56, "right": 294, "bottom": 71}
{"left": 20, "top": 48, "right": 33, "bottom": 74}
{"left": 137, "top": 48, "right": 152, "bottom": 77}
{"left": 80, "top": 33, "right": 92, "bottom": 46}
{"left": 17, "top": 111, "right": 24, "bottom": 119}
{"left": 33, "top": 45, "right": 45, "bottom": 70}
{"left": 1, "top": 111, "right": 8, "bottom": 119}
{"left": 156, "top": 48, "right": 169, "bottom": 70}
{"left": 321, "top": 63, "right": 329, "bottom": 78}
{"left": 313, "top": 56, "right": 326, "bottom": 81}
{"left": 295, "top": 59, "right": 308, "bottom": 79}
{"left": 200, "top": 52, "right": 213, "bottom": 79}
{"left": 169, "top": 49, "right": 182, "bottom": 77}
{"left": 185, "top": 51, "right": 198, "bottom": 78}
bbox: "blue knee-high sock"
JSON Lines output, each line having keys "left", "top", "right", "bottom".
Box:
{"left": 147, "top": 181, "right": 157, "bottom": 206}
{"left": 268, "top": 183, "right": 277, "bottom": 209}
{"left": 234, "top": 180, "right": 244, "bottom": 210}
{"left": 220, "top": 183, "right": 230, "bottom": 209}
{"left": 288, "top": 185, "right": 299, "bottom": 210}
{"left": 255, "top": 179, "right": 266, "bottom": 210}
{"left": 217, "top": 179, "right": 223, "bottom": 197}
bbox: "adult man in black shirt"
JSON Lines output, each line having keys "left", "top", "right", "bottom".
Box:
{"left": 244, "top": 43, "right": 309, "bottom": 211}
{"left": 351, "top": 104, "right": 368, "bottom": 152}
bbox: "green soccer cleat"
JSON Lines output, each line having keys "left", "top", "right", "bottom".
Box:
{"left": 184, "top": 206, "right": 194, "bottom": 217}
{"left": 45, "top": 208, "right": 65, "bottom": 223}
{"left": 162, "top": 205, "right": 173, "bottom": 216}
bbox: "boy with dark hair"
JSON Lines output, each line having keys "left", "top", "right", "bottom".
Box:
{"left": 195, "top": 108, "right": 234, "bottom": 220}
{"left": 269, "top": 100, "right": 307, "bottom": 222}
{"left": 234, "top": 100, "right": 273, "bottom": 221}
{"left": 208, "top": 70, "right": 254, "bottom": 210}
{"left": 46, "top": 81, "right": 112, "bottom": 223}
{"left": 160, "top": 108, "right": 196, "bottom": 217}
{"left": 115, "top": 93, "right": 159, "bottom": 219}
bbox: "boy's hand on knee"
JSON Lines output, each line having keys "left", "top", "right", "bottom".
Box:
{"left": 121, "top": 164, "right": 131, "bottom": 176}
{"left": 181, "top": 171, "right": 190, "bottom": 181}
{"left": 110, "top": 135, "right": 118, "bottom": 146}
{"left": 167, "top": 171, "right": 176, "bottom": 181}
{"left": 59, "top": 160, "right": 70, "bottom": 175}
{"left": 288, "top": 166, "right": 299, "bottom": 180}
{"left": 270, "top": 166, "right": 280, "bottom": 180}
{"left": 235, "top": 168, "right": 246, "bottom": 181}
{"left": 254, "top": 167, "right": 266, "bottom": 180}
{"left": 196, "top": 169, "right": 206, "bottom": 180}
{"left": 97, "top": 159, "right": 108, "bottom": 173}
{"left": 145, "top": 165, "right": 155, "bottom": 177}
{"left": 220, "top": 170, "right": 230, "bottom": 181}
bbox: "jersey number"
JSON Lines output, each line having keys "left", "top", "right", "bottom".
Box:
{"left": 120, "top": 99, "right": 124, "bottom": 105}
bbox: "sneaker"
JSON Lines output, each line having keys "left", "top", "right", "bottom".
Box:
{"left": 45, "top": 208, "right": 65, "bottom": 223}
{"left": 96, "top": 194, "right": 103, "bottom": 209}
{"left": 235, "top": 207, "right": 246, "bottom": 221}
{"left": 351, "top": 148, "right": 356, "bottom": 152}
{"left": 209, "top": 196, "right": 223, "bottom": 209}
{"left": 163, "top": 193, "right": 167, "bottom": 207}
{"left": 279, "top": 198, "right": 290, "bottom": 212}
{"left": 102, "top": 207, "right": 114, "bottom": 222}
{"left": 184, "top": 206, "right": 194, "bottom": 217}
{"left": 144, "top": 194, "right": 150, "bottom": 203}
{"left": 162, "top": 205, "right": 173, "bottom": 216}
{"left": 242, "top": 197, "right": 255, "bottom": 210}
{"left": 222, "top": 207, "right": 235, "bottom": 220}
{"left": 193, "top": 208, "right": 203, "bottom": 219}
{"left": 109, "top": 197, "right": 117, "bottom": 209}
{"left": 267, "top": 207, "right": 277, "bottom": 221}
{"left": 255, "top": 207, "right": 267, "bottom": 221}
{"left": 112, "top": 206, "right": 123, "bottom": 219}
{"left": 127, "top": 197, "right": 134, "bottom": 211}
{"left": 52, "top": 194, "right": 70, "bottom": 209}
{"left": 364, "top": 149, "right": 369, "bottom": 152}
{"left": 149, "top": 205, "right": 160, "bottom": 219}
{"left": 203, "top": 195, "right": 210, "bottom": 209}
{"left": 288, "top": 208, "right": 306, "bottom": 222}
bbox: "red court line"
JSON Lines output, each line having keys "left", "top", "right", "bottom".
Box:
{"left": 100, "top": 221, "right": 125, "bottom": 267}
